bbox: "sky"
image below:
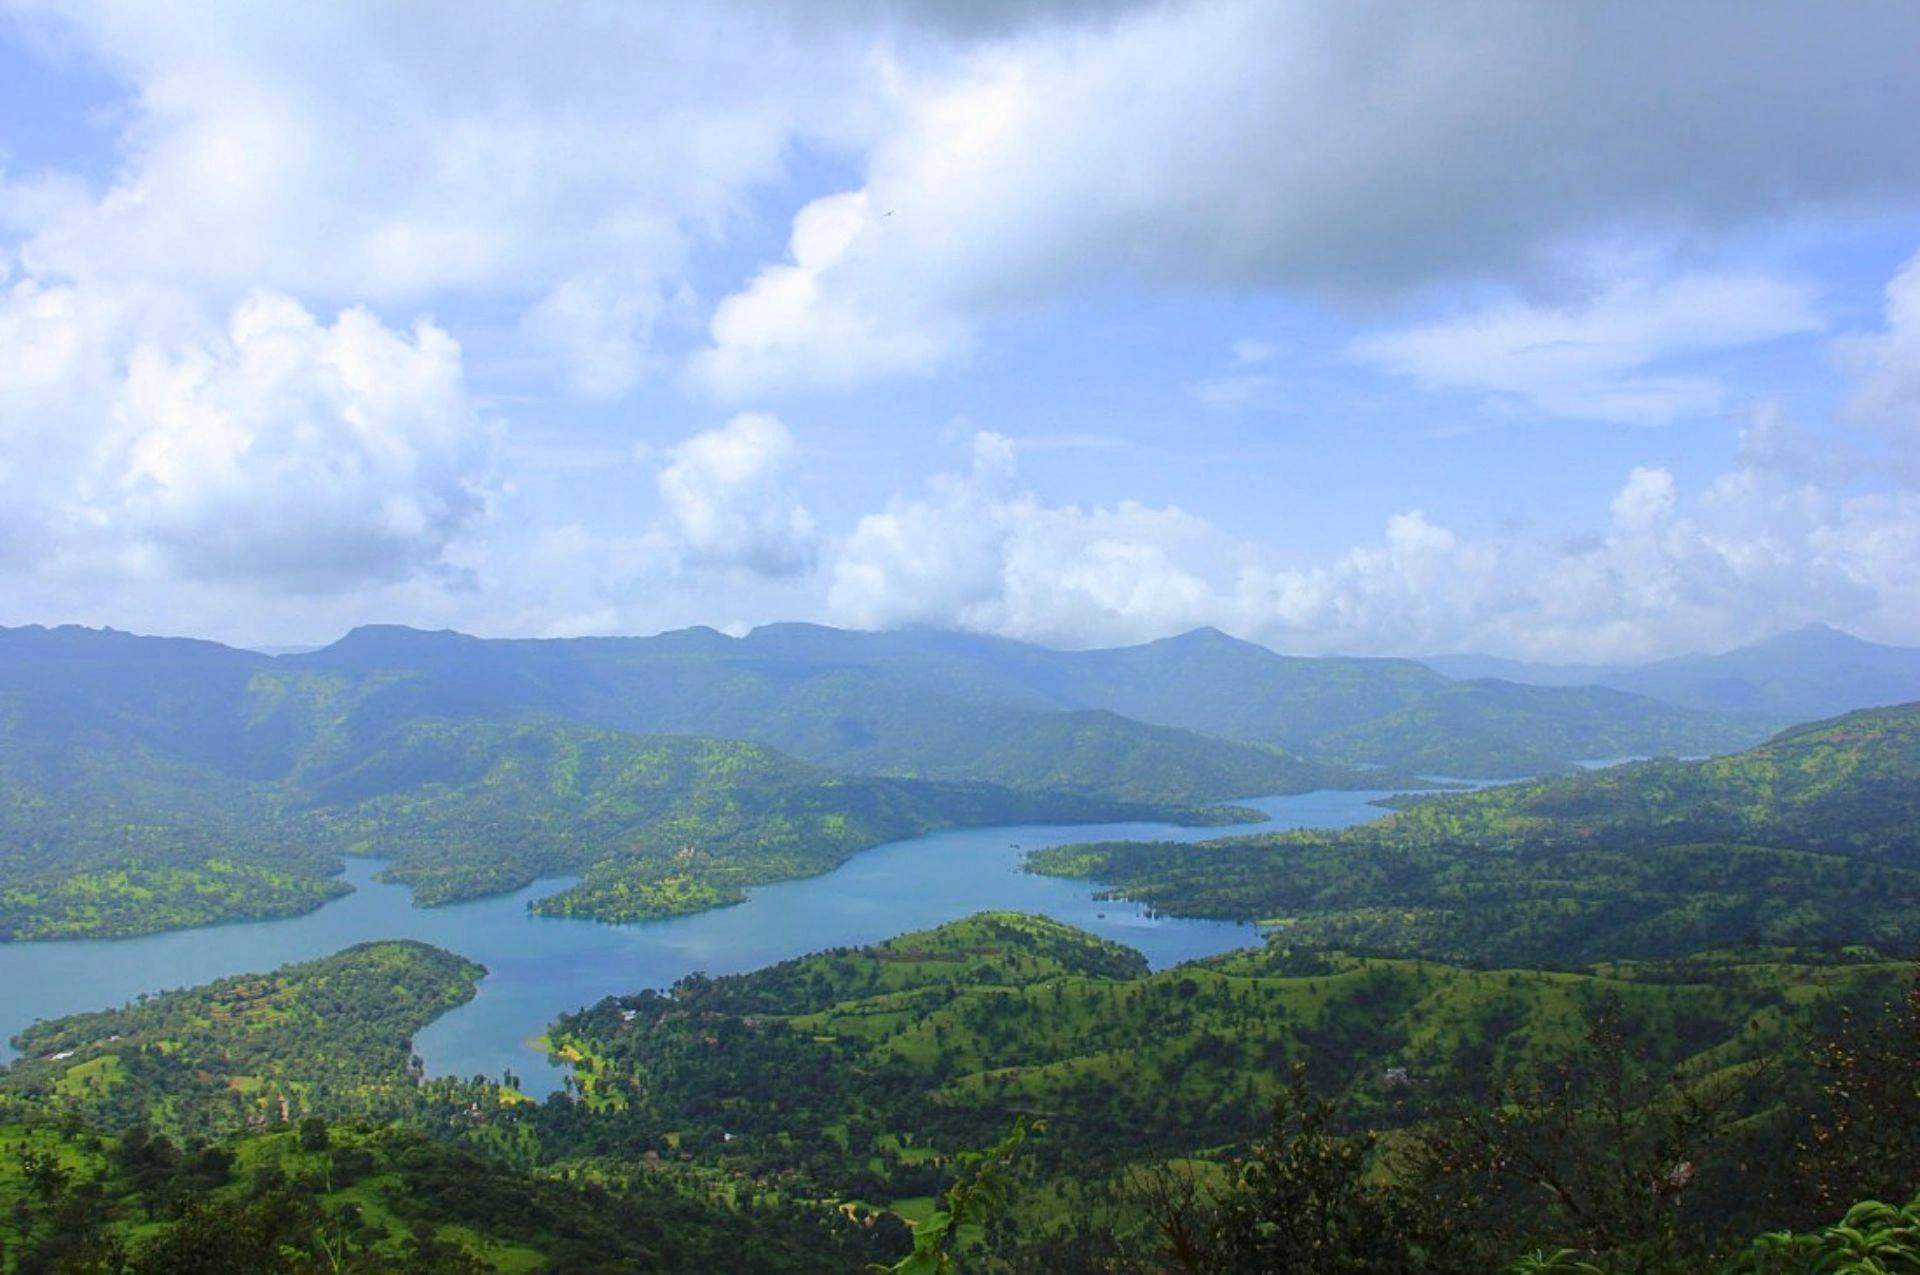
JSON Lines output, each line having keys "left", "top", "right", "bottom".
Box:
{"left": 1, "top": 0, "right": 1918, "bottom": 661}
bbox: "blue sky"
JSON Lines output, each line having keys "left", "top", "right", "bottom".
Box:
{"left": 1, "top": 1, "right": 1917, "bottom": 659}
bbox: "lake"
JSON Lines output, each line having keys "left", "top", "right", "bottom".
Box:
{"left": 0, "top": 788, "right": 1396, "bottom": 1097}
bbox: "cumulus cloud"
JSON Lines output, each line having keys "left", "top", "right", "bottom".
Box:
{"left": 691, "top": 190, "right": 974, "bottom": 397}
{"left": 1353, "top": 270, "right": 1824, "bottom": 425}
{"left": 821, "top": 432, "right": 1919, "bottom": 659}
{"left": 1837, "top": 248, "right": 1920, "bottom": 480}
{"left": 0, "top": 283, "right": 490, "bottom": 590}
{"left": 656, "top": 413, "right": 817, "bottom": 576}
{"left": 3, "top": 0, "right": 1917, "bottom": 659}
{"left": 0, "top": 1, "right": 896, "bottom": 394}
{"left": 520, "top": 274, "right": 673, "bottom": 401}
{"left": 703, "top": 0, "right": 1920, "bottom": 392}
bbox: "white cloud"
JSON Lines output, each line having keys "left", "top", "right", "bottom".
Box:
{"left": 1354, "top": 271, "right": 1824, "bottom": 425}
{"left": 821, "top": 431, "right": 1920, "bottom": 659}
{"left": 704, "top": 0, "right": 1920, "bottom": 392}
{"left": 0, "top": 2, "right": 897, "bottom": 393}
{"left": 1188, "top": 336, "right": 1286, "bottom": 410}
{"left": 519, "top": 275, "right": 669, "bottom": 401}
{"left": 0, "top": 282, "right": 490, "bottom": 590}
{"left": 1837, "top": 248, "right": 1920, "bottom": 481}
{"left": 690, "top": 190, "right": 974, "bottom": 397}
{"left": 656, "top": 413, "right": 817, "bottom": 577}
{"left": 1609, "top": 466, "right": 1677, "bottom": 531}
{"left": 1188, "top": 372, "right": 1277, "bottom": 412}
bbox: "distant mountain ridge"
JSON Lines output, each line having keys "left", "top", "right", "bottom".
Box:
{"left": 1426, "top": 623, "right": 1920, "bottom": 722}
{"left": 289, "top": 619, "right": 1766, "bottom": 778}
{"left": 0, "top": 621, "right": 1333, "bottom": 807}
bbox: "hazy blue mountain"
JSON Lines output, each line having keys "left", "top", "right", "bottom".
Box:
{"left": 285, "top": 623, "right": 1354, "bottom": 798}
{"left": 279, "top": 620, "right": 1770, "bottom": 778}
{"left": 1425, "top": 624, "right": 1920, "bottom": 722}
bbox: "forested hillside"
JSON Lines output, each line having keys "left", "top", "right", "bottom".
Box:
{"left": 316, "top": 717, "right": 1224, "bottom": 918}
{"left": 0, "top": 1117, "right": 891, "bottom": 1272}
{"left": 536, "top": 914, "right": 1916, "bottom": 1268}
{"left": 277, "top": 623, "right": 1363, "bottom": 800}
{"left": 0, "top": 626, "right": 1253, "bottom": 940}
{"left": 0, "top": 942, "right": 487, "bottom": 1137}
{"left": 1031, "top": 703, "right": 1920, "bottom": 964}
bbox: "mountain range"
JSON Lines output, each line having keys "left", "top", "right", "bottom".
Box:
{"left": 1425, "top": 623, "right": 1920, "bottom": 722}
{"left": 284, "top": 620, "right": 1764, "bottom": 778}
{"left": 0, "top": 618, "right": 1860, "bottom": 941}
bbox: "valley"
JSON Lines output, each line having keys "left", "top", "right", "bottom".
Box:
{"left": 1, "top": 624, "right": 1914, "bottom": 1272}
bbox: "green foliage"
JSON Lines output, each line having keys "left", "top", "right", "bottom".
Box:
{"left": 531, "top": 911, "right": 1907, "bottom": 1268}
{"left": 1139, "top": 982, "right": 1920, "bottom": 1274}
{"left": 1140, "top": 1067, "right": 1453, "bottom": 1273}
{"left": 321, "top": 717, "right": 1223, "bottom": 917}
{"left": 0, "top": 861, "right": 347, "bottom": 942}
{"left": 0, "top": 1116, "right": 884, "bottom": 1273}
{"left": 883, "top": 1117, "right": 1036, "bottom": 1275}
{"left": 1729, "top": 1197, "right": 1920, "bottom": 1273}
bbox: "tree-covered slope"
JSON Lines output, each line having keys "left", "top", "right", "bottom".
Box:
{"left": 290, "top": 624, "right": 1362, "bottom": 802}
{"left": 1372, "top": 700, "right": 1920, "bottom": 863}
{"left": 537, "top": 914, "right": 1909, "bottom": 1248}
{"left": 1, "top": 941, "right": 484, "bottom": 1137}
{"left": 309, "top": 717, "right": 1218, "bottom": 918}
{"left": 0, "top": 626, "right": 1255, "bottom": 940}
{"left": 0, "top": 1116, "right": 890, "bottom": 1272}
{"left": 1029, "top": 703, "right": 1920, "bottom": 964}
{"left": 1306, "top": 676, "right": 1753, "bottom": 776}
{"left": 0, "top": 688, "right": 346, "bottom": 940}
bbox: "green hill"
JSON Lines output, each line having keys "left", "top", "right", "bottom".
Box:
{"left": 283, "top": 623, "right": 1360, "bottom": 801}
{"left": 538, "top": 914, "right": 1908, "bottom": 1252}
{"left": 0, "top": 707, "right": 1218, "bottom": 940}
{"left": 312, "top": 718, "right": 1217, "bottom": 918}
{"left": 1, "top": 941, "right": 485, "bottom": 1137}
{"left": 1306, "top": 676, "right": 1754, "bottom": 776}
{"left": 0, "top": 1117, "right": 887, "bottom": 1272}
{"left": 0, "top": 627, "right": 1257, "bottom": 941}
{"left": 1030, "top": 703, "right": 1920, "bottom": 964}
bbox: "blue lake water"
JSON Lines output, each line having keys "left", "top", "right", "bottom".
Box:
{"left": 0, "top": 788, "right": 1396, "bottom": 1097}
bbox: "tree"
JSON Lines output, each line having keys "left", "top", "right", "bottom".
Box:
{"left": 882, "top": 1117, "right": 1037, "bottom": 1275}
{"left": 1793, "top": 969, "right": 1920, "bottom": 1213}
{"left": 1408, "top": 997, "right": 1762, "bottom": 1272}
{"left": 1139, "top": 1065, "right": 1460, "bottom": 1273}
